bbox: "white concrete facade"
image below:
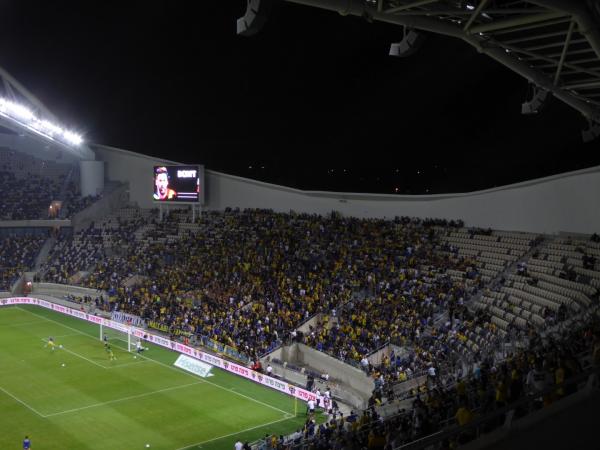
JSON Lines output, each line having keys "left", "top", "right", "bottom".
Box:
{"left": 93, "top": 143, "right": 600, "bottom": 235}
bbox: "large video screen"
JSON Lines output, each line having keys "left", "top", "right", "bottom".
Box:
{"left": 153, "top": 165, "right": 202, "bottom": 203}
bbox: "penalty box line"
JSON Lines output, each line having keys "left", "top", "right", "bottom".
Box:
{"left": 19, "top": 307, "right": 293, "bottom": 418}
{"left": 175, "top": 415, "right": 294, "bottom": 450}
{"left": 0, "top": 384, "right": 45, "bottom": 417}
{"left": 44, "top": 381, "right": 204, "bottom": 418}
{"left": 40, "top": 338, "right": 145, "bottom": 370}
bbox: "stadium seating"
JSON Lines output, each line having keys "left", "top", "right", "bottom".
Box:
{"left": 3, "top": 199, "right": 600, "bottom": 450}
{"left": 0, "top": 234, "right": 46, "bottom": 290}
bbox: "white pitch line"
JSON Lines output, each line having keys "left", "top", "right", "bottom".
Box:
{"left": 130, "top": 350, "right": 291, "bottom": 416}
{"left": 0, "top": 320, "right": 48, "bottom": 328}
{"left": 19, "top": 307, "right": 292, "bottom": 417}
{"left": 44, "top": 381, "right": 204, "bottom": 418}
{"left": 18, "top": 307, "right": 93, "bottom": 338}
{"left": 0, "top": 384, "right": 45, "bottom": 417}
{"left": 41, "top": 338, "right": 106, "bottom": 369}
{"left": 107, "top": 359, "right": 150, "bottom": 369}
{"left": 175, "top": 415, "right": 293, "bottom": 450}
{"left": 50, "top": 333, "right": 82, "bottom": 339}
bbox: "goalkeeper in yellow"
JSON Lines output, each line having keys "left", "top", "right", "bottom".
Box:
{"left": 45, "top": 336, "right": 58, "bottom": 351}
{"left": 105, "top": 342, "right": 117, "bottom": 361}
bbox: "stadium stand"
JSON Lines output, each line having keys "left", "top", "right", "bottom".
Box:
{"left": 270, "top": 305, "right": 600, "bottom": 450}
{"left": 6, "top": 200, "right": 599, "bottom": 450}
{"left": 0, "top": 149, "right": 104, "bottom": 220}
{"left": 0, "top": 234, "right": 46, "bottom": 291}
{"left": 61, "top": 180, "right": 102, "bottom": 218}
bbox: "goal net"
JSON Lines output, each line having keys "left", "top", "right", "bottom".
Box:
{"left": 100, "top": 322, "right": 132, "bottom": 353}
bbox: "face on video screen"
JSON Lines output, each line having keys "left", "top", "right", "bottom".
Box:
{"left": 153, "top": 165, "right": 201, "bottom": 203}
{"left": 153, "top": 167, "right": 176, "bottom": 200}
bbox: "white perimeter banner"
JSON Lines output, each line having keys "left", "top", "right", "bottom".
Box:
{"left": 1, "top": 297, "right": 322, "bottom": 404}
{"left": 174, "top": 354, "right": 214, "bottom": 378}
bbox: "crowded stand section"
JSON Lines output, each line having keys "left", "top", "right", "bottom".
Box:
{"left": 61, "top": 180, "right": 102, "bottom": 218}
{"left": 0, "top": 148, "right": 71, "bottom": 220}
{"left": 0, "top": 170, "right": 62, "bottom": 220}
{"left": 40, "top": 227, "right": 106, "bottom": 284}
{"left": 3, "top": 201, "right": 600, "bottom": 449}
{"left": 268, "top": 306, "right": 600, "bottom": 450}
{"left": 30, "top": 208, "right": 600, "bottom": 376}
{"left": 0, "top": 149, "right": 104, "bottom": 220}
{"left": 39, "top": 209, "right": 481, "bottom": 365}
{"left": 15, "top": 205, "right": 600, "bottom": 443}
{"left": 0, "top": 234, "right": 46, "bottom": 290}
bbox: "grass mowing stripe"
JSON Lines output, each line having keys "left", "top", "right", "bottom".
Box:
{"left": 44, "top": 381, "right": 204, "bottom": 418}
{"left": 18, "top": 307, "right": 293, "bottom": 417}
{"left": 0, "top": 384, "right": 45, "bottom": 417}
{"left": 106, "top": 359, "right": 151, "bottom": 369}
{"left": 18, "top": 307, "right": 100, "bottom": 340}
{"left": 0, "top": 320, "right": 48, "bottom": 328}
{"left": 40, "top": 337, "right": 145, "bottom": 370}
{"left": 175, "top": 416, "right": 292, "bottom": 450}
{"left": 41, "top": 337, "right": 107, "bottom": 368}
{"left": 51, "top": 333, "right": 83, "bottom": 339}
{"left": 132, "top": 350, "right": 293, "bottom": 417}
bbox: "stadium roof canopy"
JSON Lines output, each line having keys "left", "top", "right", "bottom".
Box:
{"left": 239, "top": 0, "right": 600, "bottom": 140}
{"left": 0, "top": 64, "right": 94, "bottom": 160}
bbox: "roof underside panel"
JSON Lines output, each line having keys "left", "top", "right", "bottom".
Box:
{"left": 283, "top": 0, "right": 600, "bottom": 123}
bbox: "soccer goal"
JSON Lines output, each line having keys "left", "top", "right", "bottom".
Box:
{"left": 100, "top": 322, "right": 133, "bottom": 352}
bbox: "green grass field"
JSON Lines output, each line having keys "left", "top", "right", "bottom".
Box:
{"left": 0, "top": 305, "right": 310, "bottom": 450}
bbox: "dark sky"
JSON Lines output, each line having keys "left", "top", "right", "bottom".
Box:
{"left": 0, "top": 0, "right": 598, "bottom": 194}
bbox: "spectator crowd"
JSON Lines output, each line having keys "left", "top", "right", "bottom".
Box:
{"left": 0, "top": 234, "right": 46, "bottom": 290}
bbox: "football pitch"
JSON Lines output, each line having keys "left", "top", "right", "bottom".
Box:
{"left": 0, "top": 305, "right": 306, "bottom": 450}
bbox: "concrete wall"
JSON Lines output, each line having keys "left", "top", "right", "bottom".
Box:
{"left": 283, "top": 343, "right": 373, "bottom": 408}
{"left": 32, "top": 282, "right": 106, "bottom": 299}
{"left": 94, "top": 144, "right": 600, "bottom": 235}
{"left": 92, "top": 144, "right": 205, "bottom": 209}
{"left": 80, "top": 160, "right": 105, "bottom": 196}
{"left": 0, "top": 219, "right": 70, "bottom": 228}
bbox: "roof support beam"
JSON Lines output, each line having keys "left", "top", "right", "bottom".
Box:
{"left": 501, "top": 43, "right": 600, "bottom": 78}
{"left": 464, "top": 0, "right": 490, "bottom": 32}
{"left": 545, "top": 48, "right": 596, "bottom": 58}
{"left": 524, "top": 38, "right": 586, "bottom": 53}
{"left": 502, "top": 30, "right": 571, "bottom": 45}
{"left": 283, "top": 0, "right": 600, "bottom": 122}
{"left": 536, "top": 57, "right": 599, "bottom": 68}
{"left": 385, "top": 0, "right": 439, "bottom": 14}
{"left": 554, "top": 20, "right": 575, "bottom": 85}
{"left": 487, "top": 17, "right": 571, "bottom": 35}
{"left": 565, "top": 80, "right": 600, "bottom": 90}
{"left": 469, "top": 11, "right": 567, "bottom": 34}
{"left": 528, "top": 0, "right": 600, "bottom": 61}
{"left": 387, "top": 8, "right": 547, "bottom": 16}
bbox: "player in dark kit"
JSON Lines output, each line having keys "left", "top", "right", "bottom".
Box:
{"left": 23, "top": 436, "right": 31, "bottom": 449}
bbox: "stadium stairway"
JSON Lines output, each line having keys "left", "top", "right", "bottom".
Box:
{"left": 57, "top": 166, "right": 76, "bottom": 219}
{"left": 34, "top": 236, "right": 56, "bottom": 271}
{"left": 432, "top": 236, "right": 547, "bottom": 333}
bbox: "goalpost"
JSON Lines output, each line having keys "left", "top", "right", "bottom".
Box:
{"left": 100, "top": 322, "right": 133, "bottom": 353}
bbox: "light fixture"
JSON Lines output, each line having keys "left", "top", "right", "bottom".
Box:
{"left": 0, "top": 96, "right": 83, "bottom": 147}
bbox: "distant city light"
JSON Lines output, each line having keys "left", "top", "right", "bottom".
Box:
{"left": 0, "top": 96, "right": 83, "bottom": 147}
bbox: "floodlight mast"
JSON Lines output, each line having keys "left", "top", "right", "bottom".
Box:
{"left": 0, "top": 64, "right": 94, "bottom": 159}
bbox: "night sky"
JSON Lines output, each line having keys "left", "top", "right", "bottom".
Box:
{"left": 0, "top": 0, "right": 598, "bottom": 194}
